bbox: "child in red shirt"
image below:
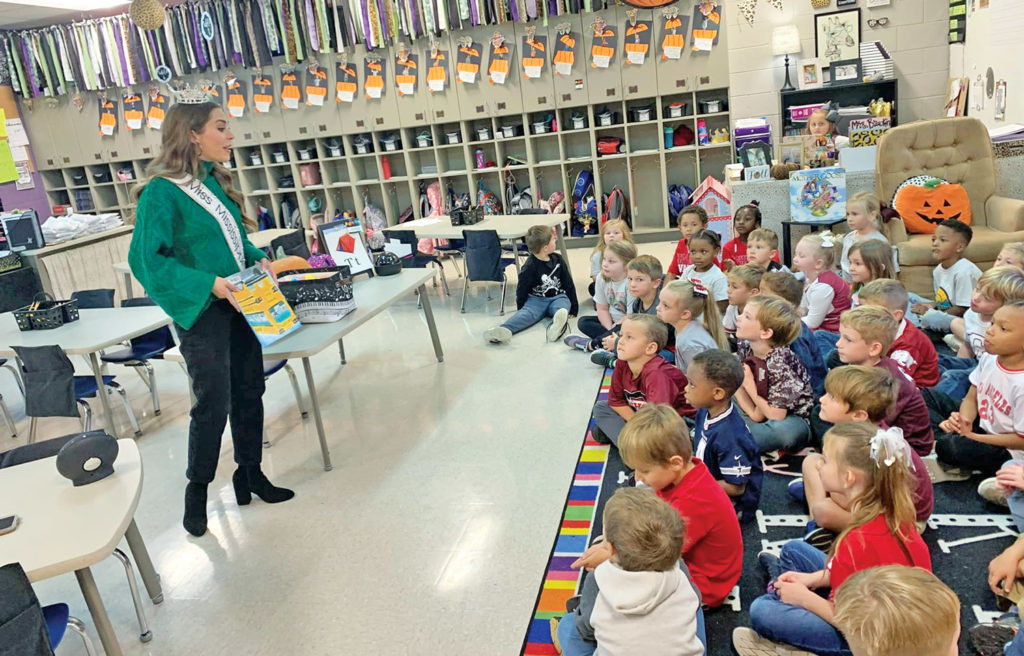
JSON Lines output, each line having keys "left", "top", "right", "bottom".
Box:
{"left": 733, "top": 422, "right": 931, "bottom": 656}
{"left": 665, "top": 204, "right": 721, "bottom": 278}
{"left": 858, "top": 279, "right": 940, "bottom": 388}
{"left": 722, "top": 201, "right": 762, "bottom": 270}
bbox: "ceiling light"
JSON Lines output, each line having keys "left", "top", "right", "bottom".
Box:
{"left": 1, "top": 0, "right": 130, "bottom": 10}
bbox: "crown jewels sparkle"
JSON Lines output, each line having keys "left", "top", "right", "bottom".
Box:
{"left": 169, "top": 80, "right": 215, "bottom": 105}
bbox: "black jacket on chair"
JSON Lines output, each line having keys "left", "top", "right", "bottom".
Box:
{"left": 0, "top": 563, "right": 54, "bottom": 656}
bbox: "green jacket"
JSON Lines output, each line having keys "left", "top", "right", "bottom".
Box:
{"left": 128, "top": 162, "right": 266, "bottom": 330}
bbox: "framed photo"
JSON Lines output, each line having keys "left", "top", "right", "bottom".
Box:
{"left": 779, "top": 137, "right": 804, "bottom": 165}
{"left": 829, "top": 58, "right": 861, "bottom": 85}
{"left": 815, "top": 9, "right": 861, "bottom": 67}
{"left": 738, "top": 141, "right": 772, "bottom": 169}
{"left": 837, "top": 0, "right": 858, "bottom": 5}
{"left": 798, "top": 58, "right": 823, "bottom": 90}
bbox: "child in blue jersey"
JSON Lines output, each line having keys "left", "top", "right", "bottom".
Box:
{"left": 685, "top": 348, "right": 763, "bottom": 522}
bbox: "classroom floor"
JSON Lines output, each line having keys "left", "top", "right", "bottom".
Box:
{"left": 0, "top": 239, "right": 678, "bottom": 656}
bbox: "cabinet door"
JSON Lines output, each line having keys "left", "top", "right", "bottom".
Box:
{"left": 450, "top": 25, "right": 495, "bottom": 121}
{"left": 515, "top": 24, "right": 556, "bottom": 114}
{"left": 550, "top": 16, "right": 589, "bottom": 109}
{"left": 585, "top": 8, "right": 624, "bottom": 106}
{"left": 423, "top": 44, "right": 458, "bottom": 124}
{"left": 282, "top": 54, "right": 340, "bottom": 140}
{"left": 620, "top": 10, "right": 659, "bottom": 101}
{"left": 19, "top": 98, "right": 64, "bottom": 170}
{"left": 234, "top": 73, "right": 287, "bottom": 147}
{"left": 79, "top": 100, "right": 112, "bottom": 167}
{"left": 394, "top": 49, "right": 425, "bottom": 127}
{"left": 654, "top": 9, "right": 692, "bottom": 96}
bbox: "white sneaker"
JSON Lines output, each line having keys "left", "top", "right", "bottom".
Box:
{"left": 732, "top": 628, "right": 815, "bottom": 655}
{"left": 943, "top": 333, "right": 964, "bottom": 353}
{"left": 547, "top": 308, "right": 570, "bottom": 342}
{"left": 979, "top": 477, "right": 1011, "bottom": 507}
{"left": 484, "top": 326, "right": 512, "bottom": 344}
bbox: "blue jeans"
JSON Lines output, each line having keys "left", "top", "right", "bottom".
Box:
{"left": 907, "top": 292, "right": 954, "bottom": 332}
{"left": 555, "top": 600, "right": 707, "bottom": 656}
{"left": 501, "top": 294, "right": 570, "bottom": 334}
{"left": 741, "top": 410, "right": 811, "bottom": 453}
{"left": 935, "top": 354, "right": 977, "bottom": 399}
{"left": 1007, "top": 626, "right": 1024, "bottom": 656}
{"left": 813, "top": 330, "right": 840, "bottom": 368}
{"left": 750, "top": 541, "right": 852, "bottom": 656}
{"left": 1002, "top": 459, "right": 1024, "bottom": 534}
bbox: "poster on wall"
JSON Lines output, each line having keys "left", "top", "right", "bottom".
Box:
{"left": 790, "top": 167, "right": 847, "bottom": 223}
{"left": 624, "top": 19, "right": 652, "bottom": 66}
{"left": 336, "top": 61, "right": 358, "bottom": 102}
{"left": 225, "top": 75, "right": 246, "bottom": 118}
{"left": 98, "top": 97, "right": 117, "bottom": 136}
{"left": 123, "top": 92, "right": 143, "bottom": 131}
{"left": 427, "top": 50, "right": 448, "bottom": 92}
{"left": 692, "top": 1, "right": 721, "bottom": 52}
{"left": 365, "top": 57, "right": 386, "bottom": 99}
{"left": 488, "top": 34, "right": 513, "bottom": 84}
{"left": 305, "top": 64, "right": 328, "bottom": 106}
{"left": 252, "top": 73, "right": 274, "bottom": 113}
{"left": 456, "top": 41, "right": 482, "bottom": 83}
{"left": 660, "top": 12, "right": 689, "bottom": 60}
{"left": 815, "top": 9, "right": 861, "bottom": 67}
{"left": 553, "top": 30, "right": 577, "bottom": 75}
{"left": 147, "top": 88, "right": 168, "bottom": 129}
{"left": 395, "top": 51, "right": 418, "bottom": 96}
{"left": 522, "top": 33, "right": 548, "bottom": 79}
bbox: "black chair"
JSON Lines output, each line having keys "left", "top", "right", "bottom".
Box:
{"left": 387, "top": 229, "right": 451, "bottom": 296}
{"left": 269, "top": 228, "right": 311, "bottom": 260}
{"left": 100, "top": 297, "right": 175, "bottom": 416}
{"left": 69, "top": 289, "right": 115, "bottom": 309}
{"left": 0, "top": 359, "right": 18, "bottom": 437}
{"left": 0, "top": 562, "right": 98, "bottom": 656}
{"left": 460, "top": 230, "right": 516, "bottom": 315}
{"left": 501, "top": 207, "right": 549, "bottom": 264}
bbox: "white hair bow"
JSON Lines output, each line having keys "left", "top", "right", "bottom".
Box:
{"left": 819, "top": 231, "right": 835, "bottom": 249}
{"left": 869, "top": 426, "right": 914, "bottom": 469}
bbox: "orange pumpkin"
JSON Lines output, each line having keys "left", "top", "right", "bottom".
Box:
{"left": 892, "top": 176, "right": 972, "bottom": 235}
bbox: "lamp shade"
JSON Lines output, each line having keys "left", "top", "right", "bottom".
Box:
{"left": 771, "top": 25, "right": 801, "bottom": 56}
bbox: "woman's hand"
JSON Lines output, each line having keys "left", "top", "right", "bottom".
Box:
{"left": 259, "top": 258, "right": 277, "bottom": 283}
{"left": 212, "top": 277, "right": 240, "bottom": 311}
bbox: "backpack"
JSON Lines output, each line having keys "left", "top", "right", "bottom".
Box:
{"left": 673, "top": 124, "right": 695, "bottom": 147}
{"left": 477, "top": 180, "right": 502, "bottom": 215}
{"left": 601, "top": 186, "right": 631, "bottom": 227}
{"left": 572, "top": 196, "right": 598, "bottom": 237}
{"left": 505, "top": 174, "right": 534, "bottom": 214}
{"left": 572, "top": 169, "right": 594, "bottom": 202}
{"left": 667, "top": 183, "right": 694, "bottom": 221}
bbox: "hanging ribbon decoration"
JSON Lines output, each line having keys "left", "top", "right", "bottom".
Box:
{"left": 737, "top": 0, "right": 782, "bottom": 26}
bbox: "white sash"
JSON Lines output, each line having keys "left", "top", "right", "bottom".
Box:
{"left": 166, "top": 174, "right": 246, "bottom": 271}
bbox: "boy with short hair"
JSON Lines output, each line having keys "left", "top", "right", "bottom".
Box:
{"left": 686, "top": 349, "right": 763, "bottom": 521}
{"left": 592, "top": 255, "right": 672, "bottom": 367}
{"left": 666, "top": 205, "right": 717, "bottom": 280}
{"left": 733, "top": 295, "right": 816, "bottom": 453}
{"left": 724, "top": 264, "right": 762, "bottom": 340}
{"left": 746, "top": 229, "right": 788, "bottom": 273}
{"left": 759, "top": 271, "right": 827, "bottom": 397}
{"left": 834, "top": 305, "right": 934, "bottom": 457}
{"left": 834, "top": 566, "right": 961, "bottom": 656}
{"left": 909, "top": 218, "right": 982, "bottom": 333}
{"left": 484, "top": 225, "right": 578, "bottom": 344}
{"left": 591, "top": 314, "right": 689, "bottom": 446}
{"left": 858, "top": 279, "right": 939, "bottom": 388}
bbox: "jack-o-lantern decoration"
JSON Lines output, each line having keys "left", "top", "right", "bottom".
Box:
{"left": 892, "top": 175, "right": 972, "bottom": 235}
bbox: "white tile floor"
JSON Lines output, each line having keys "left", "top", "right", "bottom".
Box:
{"left": 1, "top": 239, "right": 677, "bottom": 656}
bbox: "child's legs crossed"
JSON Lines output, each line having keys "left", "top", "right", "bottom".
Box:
{"left": 577, "top": 315, "right": 608, "bottom": 338}
{"left": 921, "top": 308, "right": 954, "bottom": 333}
{"left": 748, "top": 594, "right": 851, "bottom": 656}
{"left": 592, "top": 401, "right": 627, "bottom": 446}
{"left": 936, "top": 432, "right": 1010, "bottom": 475}
{"left": 743, "top": 414, "right": 810, "bottom": 452}
{"left": 1004, "top": 459, "right": 1024, "bottom": 533}
{"left": 556, "top": 613, "right": 596, "bottom": 656}
{"left": 501, "top": 296, "right": 550, "bottom": 334}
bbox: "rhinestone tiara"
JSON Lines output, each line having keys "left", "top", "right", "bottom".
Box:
{"left": 169, "top": 80, "right": 215, "bottom": 105}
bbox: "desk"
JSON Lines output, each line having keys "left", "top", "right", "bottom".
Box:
{"left": 0, "top": 307, "right": 171, "bottom": 437}
{"left": 247, "top": 228, "right": 316, "bottom": 252}
{"left": 165, "top": 269, "right": 443, "bottom": 471}
{"left": 385, "top": 213, "right": 572, "bottom": 275}
{"left": 780, "top": 218, "right": 847, "bottom": 267}
{"left": 0, "top": 439, "right": 161, "bottom": 656}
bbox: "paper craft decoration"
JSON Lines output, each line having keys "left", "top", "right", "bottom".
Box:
{"left": 488, "top": 35, "right": 512, "bottom": 85}
{"left": 944, "top": 77, "right": 968, "bottom": 117}
{"left": 522, "top": 35, "right": 547, "bottom": 79}
{"left": 395, "top": 52, "right": 418, "bottom": 96}
{"left": 457, "top": 42, "right": 482, "bottom": 83}
{"left": 225, "top": 75, "right": 246, "bottom": 117}
{"left": 892, "top": 176, "right": 972, "bottom": 234}
{"left": 692, "top": 1, "right": 721, "bottom": 52}
{"left": 590, "top": 20, "right": 617, "bottom": 68}
{"left": 365, "top": 58, "right": 386, "bottom": 99}
{"left": 790, "top": 167, "right": 846, "bottom": 223}
{"left": 252, "top": 73, "right": 274, "bottom": 113}
{"left": 553, "top": 31, "right": 577, "bottom": 75}
{"left": 305, "top": 64, "right": 328, "bottom": 106}
{"left": 691, "top": 176, "right": 732, "bottom": 243}
{"left": 122, "top": 92, "right": 143, "bottom": 131}
{"left": 624, "top": 20, "right": 652, "bottom": 65}
{"left": 281, "top": 68, "right": 301, "bottom": 109}
{"left": 815, "top": 9, "right": 860, "bottom": 66}
{"left": 227, "top": 265, "right": 302, "bottom": 347}
{"left": 336, "top": 62, "right": 358, "bottom": 102}
{"left": 848, "top": 117, "right": 891, "bottom": 147}
{"left": 427, "top": 51, "right": 448, "bottom": 92}
{"left": 661, "top": 14, "right": 689, "bottom": 59}
{"left": 147, "top": 88, "right": 168, "bottom": 129}
{"left": 98, "top": 97, "right": 117, "bottom": 136}
{"left": 201, "top": 82, "right": 223, "bottom": 107}
{"left": 779, "top": 137, "right": 803, "bottom": 165}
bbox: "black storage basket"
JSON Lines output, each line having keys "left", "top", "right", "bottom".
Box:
{"left": 13, "top": 293, "right": 80, "bottom": 331}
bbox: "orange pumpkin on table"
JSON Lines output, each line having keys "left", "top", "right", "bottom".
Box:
{"left": 892, "top": 176, "right": 972, "bottom": 235}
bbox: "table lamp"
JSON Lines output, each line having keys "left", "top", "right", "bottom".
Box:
{"left": 772, "top": 25, "right": 801, "bottom": 91}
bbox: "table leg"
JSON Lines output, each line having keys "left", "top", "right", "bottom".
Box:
{"left": 301, "top": 357, "right": 333, "bottom": 472}
{"left": 125, "top": 518, "right": 163, "bottom": 604}
{"left": 781, "top": 224, "right": 793, "bottom": 269}
{"left": 89, "top": 352, "right": 118, "bottom": 438}
{"left": 337, "top": 339, "right": 346, "bottom": 365}
{"left": 75, "top": 567, "right": 124, "bottom": 656}
{"left": 556, "top": 225, "right": 571, "bottom": 276}
{"left": 418, "top": 284, "right": 444, "bottom": 363}
{"left": 122, "top": 272, "right": 134, "bottom": 300}
{"left": 508, "top": 239, "right": 522, "bottom": 275}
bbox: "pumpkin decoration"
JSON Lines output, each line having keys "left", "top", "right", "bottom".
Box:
{"left": 892, "top": 176, "right": 972, "bottom": 235}
{"left": 129, "top": 0, "right": 165, "bottom": 30}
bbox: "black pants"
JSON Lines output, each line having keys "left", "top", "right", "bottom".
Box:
{"left": 577, "top": 315, "right": 617, "bottom": 349}
{"left": 923, "top": 387, "right": 1010, "bottom": 475}
{"left": 177, "top": 300, "right": 266, "bottom": 484}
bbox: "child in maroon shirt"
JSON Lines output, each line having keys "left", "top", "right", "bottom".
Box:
{"left": 858, "top": 279, "right": 940, "bottom": 388}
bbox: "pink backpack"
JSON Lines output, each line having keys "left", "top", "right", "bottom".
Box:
{"left": 418, "top": 181, "right": 449, "bottom": 253}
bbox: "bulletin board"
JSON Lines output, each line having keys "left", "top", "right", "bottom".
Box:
{"left": 950, "top": 0, "right": 1024, "bottom": 127}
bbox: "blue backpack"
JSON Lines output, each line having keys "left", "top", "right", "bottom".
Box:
{"left": 572, "top": 169, "right": 594, "bottom": 202}
{"left": 667, "top": 183, "right": 694, "bottom": 221}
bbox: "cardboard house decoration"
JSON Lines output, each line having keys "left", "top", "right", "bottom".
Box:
{"left": 690, "top": 176, "right": 732, "bottom": 243}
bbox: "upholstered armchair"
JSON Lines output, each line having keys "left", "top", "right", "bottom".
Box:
{"left": 875, "top": 117, "right": 1024, "bottom": 295}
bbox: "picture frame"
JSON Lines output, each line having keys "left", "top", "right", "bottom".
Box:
{"left": 738, "top": 141, "right": 772, "bottom": 169}
{"left": 815, "top": 8, "right": 861, "bottom": 67}
{"left": 829, "top": 58, "right": 862, "bottom": 85}
{"left": 779, "top": 137, "right": 804, "bottom": 165}
{"left": 837, "top": 0, "right": 858, "bottom": 5}
{"left": 798, "top": 58, "right": 823, "bottom": 90}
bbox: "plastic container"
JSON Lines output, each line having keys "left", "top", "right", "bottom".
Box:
{"left": 474, "top": 148, "right": 486, "bottom": 169}
{"left": 381, "top": 156, "right": 391, "bottom": 180}
{"left": 696, "top": 119, "right": 709, "bottom": 146}
{"left": 664, "top": 126, "right": 674, "bottom": 149}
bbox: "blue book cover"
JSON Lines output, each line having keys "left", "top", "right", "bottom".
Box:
{"left": 789, "top": 167, "right": 846, "bottom": 224}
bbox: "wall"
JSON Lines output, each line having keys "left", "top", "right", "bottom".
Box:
{"left": 723, "top": 0, "right": 949, "bottom": 143}
{"left": 949, "top": 0, "right": 1024, "bottom": 128}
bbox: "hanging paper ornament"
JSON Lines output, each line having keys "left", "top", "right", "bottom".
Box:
{"left": 305, "top": 61, "right": 328, "bottom": 106}
{"left": 738, "top": 0, "right": 757, "bottom": 26}
{"left": 281, "top": 66, "right": 301, "bottom": 109}
{"left": 553, "top": 26, "right": 576, "bottom": 76}
{"left": 365, "top": 57, "right": 386, "bottom": 99}
{"left": 225, "top": 74, "right": 247, "bottom": 118}
{"left": 98, "top": 97, "right": 118, "bottom": 137}
{"left": 766, "top": 0, "right": 783, "bottom": 9}
{"left": 426, "top": 40, "right": 448, "bottom": 93}
{"left": 123, "top": 91, "right": 144, "bottom": 131}
{"left": 488, "top": 33, "right": 511, "bottom": 85}
{"left": 336, "top": 58, "right": 358, "bottom": 103}
{"left": 129, "top": 0, "right": 165, "bottom": 30}
{"left": 155, "top": 65, "right": 172, "bottom": 84}
{"left": 522, "top": 27, "right": 547, "bottom": 79}
{"left": 456, "top": 39, "right": 482, "bottom": 84}
{"left": 147, "top": 88, "right": 168, "bottom": 130}
{"left": 199, "top": 11, "right": 215, "bottom": 41}
{"left": 395, "top": 44, "right": 418, "bottom": 96}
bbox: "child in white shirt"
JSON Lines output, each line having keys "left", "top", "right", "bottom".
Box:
{"left": 566, "top": 239, "right": 638, "bottom": 352}
{"left": 680, "top": 229, "right": 729, "bottom": 314}
{"left": 724, "top": 264, "right": 763, "bottom": 342}
{"left": 589, "top": 219, "right": 633, "bottom": 297}
{"left": 908, "top": 219, "right": 981, "bottom": 333}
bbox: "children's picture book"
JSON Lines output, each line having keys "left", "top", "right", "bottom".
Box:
{"left": 790, "top": 167, "right": 846, "bottom": 223}
{"left": 228, "top": 266, "right": 302, "bottom": 346}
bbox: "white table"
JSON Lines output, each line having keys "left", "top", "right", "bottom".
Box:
{"left": 165, "top": 269, "right": 443, "bottom": 471}
{"left": 113, "top": 261, "right": 133, "bottom": 299}
{"left": 385, "top": 213, "right": 572, "bottom": 275}
{"left": 0, "top": 439, "right": 161, "bottom": 656}
{"left": 0, "top": 307, "right": 172, "bottom": 438}
{"left": 247, "top": 228, "right": 315, "bottom": 252}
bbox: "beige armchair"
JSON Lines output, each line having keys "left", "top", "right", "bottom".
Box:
{"left": 875, "top": 117, "right": 1024, "bottom": 296}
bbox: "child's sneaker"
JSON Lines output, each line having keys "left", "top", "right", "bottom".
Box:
{"left": 547, "top": 308, "right": 570, "bottom": 342}
{"left": 564, "top": 335, "right": 591, "bottom": 351}
{"left": 590, "top": 349, "right": 616, "bottom": 368}
{"left": 804, "top": 525, "right": 838, "bottom": 552}
{"left": 483, "top": 326, "right": 512, "bottom": 344}
{"left": 787, "top": 478, "right": 805, "bottom": 503}
{"left": 549, "top": 617, "right": 563, "bottom": 655}
{"left": 979, "top": 477, "right": 1011, "bottom": 507}
{"left": 943, "top": 332, "right": 965, "bottom": 353}
{"left": 733, "top": 627, "right": 815, "bottom": 655}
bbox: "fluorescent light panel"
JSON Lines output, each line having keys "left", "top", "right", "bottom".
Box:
{"left": 1, "top": 0, "right": 130, "bottom": 10}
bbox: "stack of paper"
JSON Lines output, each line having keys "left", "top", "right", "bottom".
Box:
{"left": 41, "top": 212, "right": 122, "bottom": 243}
{"left": 990, "top": 124, "right": 1024, "bottom": 143}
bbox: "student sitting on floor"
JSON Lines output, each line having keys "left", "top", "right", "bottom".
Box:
{"left": 685, "top": 349, "right": 763, "bottom": 522}
{"left": 588, "top": 218, "right": 633, "bottom": 298}
{"left": 732, "top": 422, "right": 932, "bottom": 656}
{"left": 856, "top": 279, "right": 940, "bottom": 388}
{"left": 795, "top": 366, "right": 934, "bottom": 551}
{"left": 746, "top": 228, "right": 788, "bottom": 273}
{"left": 996, "top": 242, "right": 1024, "bottom": 270}
{"left": 666, "top": 205, "right": 718, "bottom": 279}
{"left": 565, "top": 240, "right": 638, "bottom": 353}
{"left": 847, "top": 239, "right": 897, "bottom": 307}
{"left": 971, "top": 534, "right": 1024, "bottom": 654}
{"left": 656, "top": 279, "right": 728, "bottom": 374}
{"left": 484, "top": 225, "right": 578, "bottom": 344}
{"left": 834, "top": 566, "right": 960, "bottom": 656}
{"left": 680, "top": 229, "right": 729, "bottom": 314}
{"left": 591, "top": 315, "right": 689, "bottom": 446}
{"left": 553, "top": 488, "right": 705, "bottom": 656}
{"left": 722, "top": 201, "right": 777, "bottom": 270}
{"left": 839, "top": 192, "right": 890, "bottom": 284}
{"left": 591, "top": 255, "right": 670, "bottom": 368}
{"left": 794, "top": 232, "right": 852, "bottom": 336}
{"left": 759, "top": 271, "right": 827, "bottom": 397}
{"left": 723, "top": 264, "right": 762, "bottom": 344}
{"left": 908, "top": 218, "right": 981, "bottom": 333}
{"left": 733, "top": 296, "right": 815, "bottom": 454}
{"left": 831, "top": 305, "right": 934, "bottom": 458}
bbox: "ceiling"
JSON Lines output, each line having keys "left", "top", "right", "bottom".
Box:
{"left": 0, "top": 1, "right": 131, "bottom": 30}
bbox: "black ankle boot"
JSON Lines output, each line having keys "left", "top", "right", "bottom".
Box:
{"left": 183, "top": 482, "right": 208, "bottom": 536}
{"left": 233, "top": 465, "right": 294, "bottom": 505}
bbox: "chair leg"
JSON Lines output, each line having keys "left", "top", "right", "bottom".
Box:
{"left": 66, "top": 616, "right": 99, "bottom": 656}
{"left": 111, "top": 548, "right": 153, "bottom": 643}
{"left": 77, "top": 400, "right": 93, "bottom": 432}
{"left": 28, "top": 416, "right": 37, "bottom": 444}
{"left": 499, "top": 276, "right": 508, "bottom": 316}
{"left": 283, "top": 363, "right": 308, "bottom": 419}
{"left": 417, "top": 289, "right": 422, "bottom": 309}
{"left": 107, "top": 384, "right": 141, "bottom": 437}
{"left": 1, "top": 362, "right": 24, "bottom": 397}
{"left": 436, "top": 262, "right": 451, "bottom": 296}
{"left": 143, "top": 362, "right": 160, "bottom": 416}
{"left": 460, "top": 276, "right": 470, "bottom": 313}
{"left": 0, "top": 394, "right": 15, "bottom": 438}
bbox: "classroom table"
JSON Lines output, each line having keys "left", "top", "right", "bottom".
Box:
{"left": 113, "top": 261, "right": 134, "bottom": 300}
{"left": 0, "top": 307, "right": 172, "bottom": 438}
{"left": 246, "top": 228, "right": 316, "bottom": 252}
{"left": 165, "top": 268, "right": 443, "bottom": 472}
{"left": 384, "top": 213, "right": 572, "bottom": 275}
{"left": 0, "top": 439, "right": 162, "bottom": 656}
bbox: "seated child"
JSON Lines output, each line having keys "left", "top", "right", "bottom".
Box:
{"left": 554, "top": 487, "right": 704, "bottom": 656}
{"left": 857, "top": 279, "right": 939, "bottom": 388}
{"left": 565, "top": 240, "right": 638, "bottom": 352}
{"left": 746, "top": 228, "right": 787, "bottom": 273}
{"left": 908, "top": 218, "right": 981, "bottom": 333}
{"left": 847, "top": 239, "right": 897, "bottom": 307}
{"left": 995, "top": 242, "right": 1024, "bottom": 270}
{"left": 591, "top": 315, "right": 689, "bottom": 445}
{"left": 834, "top": 566, "right": 961, "bottom": 656}
{"left": 666, "top": 204, "right": 719, "bottom": 279}
{"left": 680, "top": 229, "right": 729, "bottom": 314}
{"left": 759, "top": 271, "right": 827, "bottom": 397}
{"left": 799, "top": 366, "right": 934, "bottom": 548}
{"left": 722, "top": 201, "right": 775, "bottom": 270}
{"left": 484, "top": 225, "right": 578, "bottom": 344}
{"left": 972, "top": 535, "right": 1024, "bottom": 655}
{"left": 733, "top": 296, "right": 815, "bottom": 453}
{"left": 801, "top": 106, "right": 850, "bottom": 149}
{"left": 834, "top": 305, "right": 934, "bottom": 457}
{"left": 724, "top": 264, "right": 762, "bottom": 341}
{"left": 686, "top": 349, "right": 763, "bottom": 522}
{"left": 656, "top": 279, "right": 728, "bottom": 373}
{"left": 793, "top": 232, "right": 852, "bottom": 351}
{"left": 733, "top": 422, "right": 931, "bottom": 656}
{"left": 840, "top": 192, "right": 890, "bottom": 283}
{"left": 592, "top": 255, "right": 670, "bottom": 367}
{"left": 588, "top": 218, "right": 632, "bottom": 297}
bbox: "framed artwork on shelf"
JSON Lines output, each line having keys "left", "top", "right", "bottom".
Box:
{"left": 829, "top": 58, "right": 861, "bottom": 85}
{"left": 798, "top": 59, "right": 823, "bottom": 90}
{"left": 738, "top": 141, "right": 772, "bottom": 168}
{"left": 815, "top": 8, "right": 860, "bottom": 67}
{"left": 779, "top": 137, "right": 804, "bottom": 165}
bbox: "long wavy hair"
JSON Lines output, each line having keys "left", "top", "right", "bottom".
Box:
{"left": 131, "top": 102, "right": 254, "bottom": 230}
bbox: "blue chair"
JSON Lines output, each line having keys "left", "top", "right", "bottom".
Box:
{"left": 101, "top": 297, "right": 175, "bottom": 416}
{"left": 501, "top": 207, "right": 549, "bottom": 265}
{"left": 460, "top": 229, "right": 517, "bottom": 315}
{"left": 387, "top": 229, "right": 451, "bottom": 296}
{"left": 260, "top": 360, "right": 307, "bottom": 448}
{"left": 43, "top": 603, "right": 98, "bottom": 655}
{"left": 70, "top": 288, "right": 115, "bottom": 309}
